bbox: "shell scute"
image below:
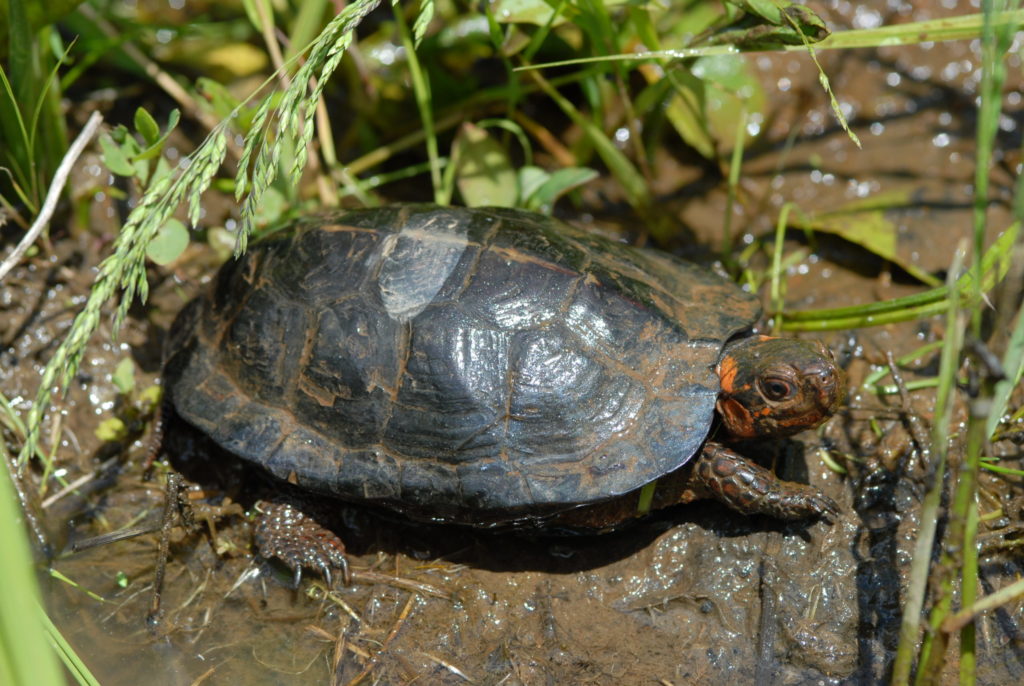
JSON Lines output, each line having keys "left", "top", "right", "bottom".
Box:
{"left": 165, "top": 206, "right": 762, "bottom": 518}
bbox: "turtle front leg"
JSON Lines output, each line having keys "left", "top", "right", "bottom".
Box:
{"left": 693, "top": 442, "right": 839, "bottom": 520}
{"left": 254, "top": 501, "right": 350, "bottom": 587}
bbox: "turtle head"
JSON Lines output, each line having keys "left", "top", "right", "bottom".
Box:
{"left": 715, "top": 336, "right": 845, "bottom": 440}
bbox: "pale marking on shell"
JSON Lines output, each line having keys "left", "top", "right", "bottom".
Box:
{"left": 377, "top": 210, "right": 470, "bottom": 321}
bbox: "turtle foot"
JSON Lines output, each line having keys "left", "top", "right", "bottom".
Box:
{"left": 695, "top": 442, "right": 839, "bottom": 521}
{"left": 253, "top": 500, "right": 350, "bottom": 587}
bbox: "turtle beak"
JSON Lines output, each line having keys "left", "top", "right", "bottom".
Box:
{"left": 807, "top": 345, "right": 845, "bottom": 415}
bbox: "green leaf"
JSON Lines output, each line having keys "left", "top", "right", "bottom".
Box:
{"left": 111, "top": 358, "right": 135, "bottom": 395}
{"left": 146, "top": 218, "right": 189, "bottom": 265}
{"left": 661, "top": 67, "right": 716, "bottom": 160}
{"left": 492, "top": 0, "right": 570, "bottom": 26}
{"left": 149, "top": 156, "right": 174, "bottom": 189}
{"left": 790, "top": 191, "right": 943, "bottom": 287}
{"left": 133, "top": 107, "right": 160, "bottom": 146}
{"left": 253, "top": 186, "right": 287, "bottom": 227}
{"left": 137, "top": 385, "right": 163, "bottom": 412}
{"left": 732, "top": 0, "right": 785, "bottom": 24}
{"left": 99, "top": 134, "right": 135, "bottom": 177}
{"left": 691, "top": 55, "right": 764, "bottom": 153}
{"left": 493, "top": 0, "right": 629, "bottom": 26}
{"left": 709, "top": 2, "right": 830, "bottom": 49}
{"left": 517, "top": 166, "right": 550, "bottom": 205}
{"left": 94, "top": 417, "right": 127, "bottom": 442}
{"left": 133, "top": 157, "right": 150, "bottom": 186}
{"left": 109, "top": 124, "right": 129, "bottom": 144}
{"left": 452, "top": 122, "right": 518, "bottom": 207}
{"left": 524, "top": 167, "right": 598, "bottom": 213}
{"left": 135, "top": 109, "right": 180, "bottom": 162}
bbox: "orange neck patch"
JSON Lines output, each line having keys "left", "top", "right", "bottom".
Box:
{"left": 716, "top": 396, "right": 757, "bottom": 439}
{"left": 717, "top": 354, "right": 740, "bottom": 394}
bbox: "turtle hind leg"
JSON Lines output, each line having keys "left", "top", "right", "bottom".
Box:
{"left": 693, "top": 442, "right": 839, "bottom": 521}
{"left": 254, "top": 500, "right": 350, "bottom": 587}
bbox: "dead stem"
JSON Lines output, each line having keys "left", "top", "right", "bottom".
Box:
{"left": 886, "top": 350, "right": 932, "bottom": 472}
{"left": 349, "top": 569, "right": 451, "bottom": 600}
{"left": 341, "top": 592, "right": 418, "bottom": 686}
{"left": 418, "top": 651, "right": 473, "bottom": 682}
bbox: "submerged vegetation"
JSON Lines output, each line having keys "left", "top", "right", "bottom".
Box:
{"left": 1, "top": 1, "right": 1023, "bottom": 684}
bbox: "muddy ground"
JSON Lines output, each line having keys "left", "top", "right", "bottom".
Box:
{"left": 2, "top": 3, "right": 1024, "bottom": 685}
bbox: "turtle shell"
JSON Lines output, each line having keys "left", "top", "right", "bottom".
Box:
{"left": 163, "top": 205, "right": 760, "bottom": 522}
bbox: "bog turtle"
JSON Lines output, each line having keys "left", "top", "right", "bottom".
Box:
{"left": 159, "top": 204, "right": 844, "bottom": 582}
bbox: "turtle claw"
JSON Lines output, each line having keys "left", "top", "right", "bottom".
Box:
{"left": 315, "top": 554, "right": 350, "bottom": 588}
{"left": 769, "top": 486, "right": 840, "bottom": 522}
{"left": 253, "top": 500, "right": 349, "bottom": 587}
{"left": 810, "top": 493, "right": 841, "bottom": 521}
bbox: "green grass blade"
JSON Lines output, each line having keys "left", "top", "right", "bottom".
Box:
{"left": 986, "top": 302, "right": 1024, "bottom": 437}
{"left": 515, "top": 11, "right": 1024, "bottom": 71}
{"left": 891, "top": 247, "right": 966, "bottom": 685}
{"left": 39, "top": 610, "right": 100, "bottom": 686}
{"left": 527, "top": 69, "right": 650, "bottom": 213}
{"left": 970, "top": 0, "right": 1020, "bottom": 339}
{"left": 0, "top": 469, "right": 64, "bottom": 686}
{"left": 284, "top": 0, "right": 330, "bottom": 62}
{"left": 393, "top": 1, "right": 442, "bottom": 204}
{"left": 25, "top": 40, "right": 72, "bottom": 172}
{"left": 780, "top": 223, "right": 1017, "bottom": 330}
{"left": 815, "top": 9, "right": 1024, "bottom": 50}
{"left": 769, "top": 202, "right": 793, "bottom": 329}
{"left": 0, "top": 64, "right": 36, "bottom": 209}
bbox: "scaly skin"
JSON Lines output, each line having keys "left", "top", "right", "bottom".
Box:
{"left": 253, "top": 501, "right": 349, "bottom": 587}
{"left": 551, "top": 441, "right": 838, "bottom": 530}
{"left": 692, "top": 442, "right": 839, "bottom": 519}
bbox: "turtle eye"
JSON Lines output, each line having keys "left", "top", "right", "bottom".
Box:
{"left": 759, "top": 376, "right": 795, "bottom": 401}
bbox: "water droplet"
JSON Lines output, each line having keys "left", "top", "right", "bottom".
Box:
{"left": 853, "top": 7, "right": 882, "bottom": 29}
{"left": 853, "top": 180, "right": 873, "bottom": 197}
{"left": 911, "top": 65, "right": 932, "bottom": 80}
